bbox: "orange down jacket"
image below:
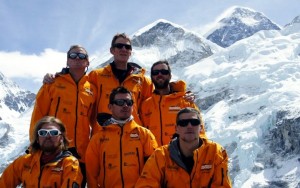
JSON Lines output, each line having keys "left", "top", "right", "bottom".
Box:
{"left": 29, "top": 72, "right": 99, "bottom": 162}
{"left": 85, "top": 119, "right": 158, "bottom": 188}
{"left": 135, "top": 137, "right": 232, "bottom": 188}
{"left": 88, "top": 62, "right": 153, "bottom": 125}
{"left": 140, "top": 80, "right": 206, "bottom": 146}
{"left": 0, "top": 150, "right": 82, "bottom": 188}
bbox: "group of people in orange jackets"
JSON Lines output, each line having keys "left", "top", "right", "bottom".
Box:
{"left": 0, "top": 33, "right": 232, "bottom": 187}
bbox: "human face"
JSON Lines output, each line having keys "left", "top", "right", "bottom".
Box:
{"left": 38, "top": 123, "right": 62, "bottom": 153}
{"left": 109, "top": 93, "right": 133, "bottom": 120}
{"left": 110, "top": 37, "right": 132, "bottom": 64}
{"left": 176, "top": 112, "right": 201, "bottom": 143}
{"left": 151, "top": 64, "right": 171, "bottom": 89}
{"left": 67, "top": 47, "right": 89, "bottom": 71}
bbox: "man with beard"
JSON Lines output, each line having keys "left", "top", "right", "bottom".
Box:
{"left": 0, "top": 116, "right": 82, "bottom": 187}
{"left": 85, "top": 86, "right": 158, "bottom": 188}
{"left": 136, "top": 107, "right": 232, "bottom": 187}
{"left": 29, "top": 45, "right": 98, "bottom": 188}
{"left": 140, "top": 60, "right": 206, "bottom": 146}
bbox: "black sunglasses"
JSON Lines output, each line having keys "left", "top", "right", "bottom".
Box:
{"left": 38, "top": 129, "right": 62, "bottom": 137}
{"left": 112, "top": 43, "right": 132, "bottom": 50}
{"left": 68, "top": 52, "right": 88, "bottom": 60}
{"left": 112, "top": 99, "right": 134, "bottom": 106}
{"left": 151, "top": 69, "right": 170, "bottom": 76}
{"left": 177, "top": 119, "right": 201, "bottom": 127}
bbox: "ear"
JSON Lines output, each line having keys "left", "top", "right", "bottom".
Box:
{"left": 108, "top": 103, "right": 112, "bottom": 112}
{"left": 110, "top": 47, "right": 114, "bottom": 54}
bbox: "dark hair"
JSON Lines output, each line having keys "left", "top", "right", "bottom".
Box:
{"left": 109, "top": 86, "right": 133, "bottom": 104}
{"left": 151, "top": 60, "right": 171, "bottom": 75}
{"left": 67, "top": 44, "right": 89, "bottom": 59}
{"left": 30, "top": 116, "right": 70, "bottom": 153}
{"left": 111, "top": 33, "right": 131, "bottom": 47}
{"left": 176, "top": 107, "right": 203, "bottom": 126}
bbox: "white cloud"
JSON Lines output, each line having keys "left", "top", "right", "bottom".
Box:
{"left": 0, "top": 49, "right": 66, "bottom": 92}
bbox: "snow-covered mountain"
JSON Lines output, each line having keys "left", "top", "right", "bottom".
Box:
{"left": 205, "top": 6, "right": 281, "bottom": 48}
{"left": 282, "top": 15, "right": 300, "bottom": 35}
{"left": 184, "top": 18, "right": 300, "bottom": 187}
{"left": 0, "top": 72, "right": 35, "bottom": 121}
{"left": 0, "top": 72, "right": 34, "bottom": 174}
{"left": 93, "top": 19, "right": 218, "bottom": 74}
{"left": 1, "top": 8, "right": 300, "bottom": 188}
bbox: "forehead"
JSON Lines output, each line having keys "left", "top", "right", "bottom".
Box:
{"left": 69, "top": 47, "right": 87, "bottom": 54}
{"left": 153, "top": 63, "right": 168, "bottom": 70}
{"left": 178, "top": 112, "right": 198, "bottom": 120}
{"left": 114, "top": 93, "right": 132, "bottom": 100}
{"left": 115, "top": 37, "right": 131, "bottom": 44}
{"left": 40, "top": 122, "right": 59, "bottom": 130}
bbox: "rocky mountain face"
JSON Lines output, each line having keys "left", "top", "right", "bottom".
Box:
{"left": 94, "top": 20, "right": 215, "bottom": 70}
{"left": 0, "top": 72, "right": 35, "bottom": 121}
{"left": 206, "top": 7, "right": 281, "bottom": 48}
{"left": 132, "top": 20, "right": 214, "bottom": 69}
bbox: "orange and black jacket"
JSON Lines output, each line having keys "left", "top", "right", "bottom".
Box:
{"left": 140, "top": 80, "right": 206, "bottom": 146}
{"left": 135, "top": 137, "right": 232, "bottom": 188}
{"left": 88, "top": 62, "right": 153, "bottom": 125}
{"left": 85, "top": 119, "right": 158, "bottom": 188}
{"left": 29, "top": 72, "right": 99, "bottom": 162}
{"left": 0, "top": 150, "right": 82, "bottom": 187}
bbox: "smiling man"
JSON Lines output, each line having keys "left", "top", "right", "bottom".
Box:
{"left": 29, "top": 45, "right": 98, "bottom": 188}
{"left": 88, "top": 33, "right": 154, "bottom": 125}
{"left": 136, "top": 107, "right": 232, "bottom": 188}
{"left": 85, "top": 86, "right": 158, "bottom": 188}
{"left": 140, "top": 60, "right": 206, "bottom": 146}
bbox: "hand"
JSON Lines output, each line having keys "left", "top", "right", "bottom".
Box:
{"left": 184, "top": 91, "right": 196, "bottom": 103}
{"left": 43, "top": 73, "right": 55, "bottom": 84}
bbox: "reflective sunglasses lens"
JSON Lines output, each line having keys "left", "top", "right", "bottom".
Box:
{"left": 38, "top": 129, "right": 61, "bottom": 137}
{"left": 68, "top": 53, "right": 87, "bottom": 59}
{"left": 113, "top": 99, "right": 133, "bottom": 106}
{"left": 49, "top": 130, "right": 60, "bottom": 136}
{"left": 68, "top": 53, "right": 78, "bottom": 59}
{"left": 38, "top": 130, "right": 48, "bottom": 136}
{"left": 77, "top": 53, "right": 87, "bottom": 59}
{"left": 125, "top": 100, "right": 134, "bottom": 106}
{"left": 114, "top": 100, "right": 125, "bottom": 106}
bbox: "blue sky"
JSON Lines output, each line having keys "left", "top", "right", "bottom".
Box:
{"left": 0, "top": 0, "right": 299, "bottom": 92}
{"left": 1, "top": 0, "right": 299, "bottom": 54}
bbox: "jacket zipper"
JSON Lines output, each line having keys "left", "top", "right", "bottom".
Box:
{"left": 74, "top": 84, "right": 79, "bottom": 150}
{"left": 221, "top": 167, "right": 224, "bottom": 185}
{"left": 103, "top": 152, "right": 106, "bottom": 188}
{"left": 38, "top": 167, "right": 44, "bottom": 188}
{"left": 119, "top": 126, "right": 124, "bottom": 188}
{"left": 136, "top": 147, "right": 141, "bottom": 174}
{"left": 158, "top": 96, "right": 163, "bottom": 146}
{"left": 54, "top": 97, "right": 61, "bottom": 117}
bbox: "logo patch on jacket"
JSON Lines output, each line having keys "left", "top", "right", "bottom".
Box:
{"left": 85, "top": 88, "right": 94, "bottom": 96}
{"left": 169, "top": 106, "right": 181, "bottom": 112}
{"left": 52, "top": 167, "right": 63, "bottom": 172}
{"left": 201, "top": 164, "right": 212, "bottom": 170}
{"left": 130, "top": 133, "right": 140, "bottom": 139}
{"left": 56, "top": 83, "right": 66, "bottom": 89}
